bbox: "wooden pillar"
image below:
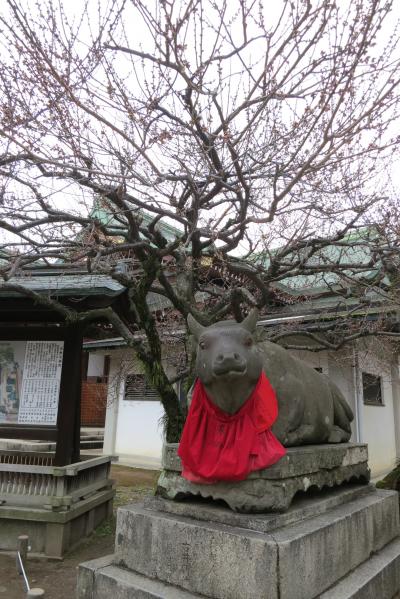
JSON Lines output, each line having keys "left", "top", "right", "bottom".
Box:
{"left": 54, "top": 327, "right": 83, "bottom": 466}
{"left": 72, "top": 342, "right": 83, "bottom": 464}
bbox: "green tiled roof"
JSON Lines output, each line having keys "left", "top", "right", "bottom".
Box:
{"left": 250, "top": 228, "right": 387, "bottom": 298}
{"left": 91, "top": 199, "right": 182, "bottom": 243}
{"left": 0, "top": 274, "right": 125, "bottom": 297}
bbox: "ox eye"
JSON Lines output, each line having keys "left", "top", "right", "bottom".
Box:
{"left": 244, "top": 337, "right": 253, "bottom": 347}
{"left": 199, "top": 340, "right": 207, "bottom": 350}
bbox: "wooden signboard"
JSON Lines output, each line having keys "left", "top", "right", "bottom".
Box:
{"left": 0, "top": 327, "right": 83, "bottom": 465}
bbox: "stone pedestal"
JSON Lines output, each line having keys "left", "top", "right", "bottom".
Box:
{"left": 77, "top": 444, "right": 400, "bottom": 598}
{"left": 78, "top": 484, "right": 400, "bottom": 599}
{"left": 158, "top": 442, "right": 370, "bottom": 512}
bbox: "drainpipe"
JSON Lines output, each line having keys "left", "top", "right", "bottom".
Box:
{"left": 352, "top": 346, "right": 363, "bottom": 442}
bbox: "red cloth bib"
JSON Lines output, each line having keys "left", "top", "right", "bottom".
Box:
{"left": 178, "top": 371, "right": 286, "bottom": 483}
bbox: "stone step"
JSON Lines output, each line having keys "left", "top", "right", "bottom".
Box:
{"left": 80, "top": 433, "right": 104, "bottom": 440}
{"left": 78, "top": 532, "right": 400, "bottom": 599}
{"left": 320, "top": 536, "right": 400, "bottom": 599}
{"left": 272, "top": 489, "right": 399, "bottom": 599}
{"left": 80, "top": 429, "right": 104, "bottom": 450}
{"left": 80, "top": 440, "right": 104, "bottom": 449}
{"left": 78, "top": 555, "right": 203, "bottom": 599}
{"left": 113, "top": 489, "right": 399, "bottom": 599}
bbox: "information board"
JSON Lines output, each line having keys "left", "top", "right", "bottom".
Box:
{"left": 0, "top": 340, "right": 64, "bottom": 426}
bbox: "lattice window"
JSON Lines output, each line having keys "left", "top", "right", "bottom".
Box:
{"left": 362, "top": 372, "right": 383, "bottom": 406}
{"left": 124, "top": 374, "right": 161, "bottom": 401}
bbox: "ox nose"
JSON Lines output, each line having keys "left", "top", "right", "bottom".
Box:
{"left": 215, "top": 352, "right": 241, "bottom": 364}
{"left": 213, "top": 352, "right": 246, "bottom": 375}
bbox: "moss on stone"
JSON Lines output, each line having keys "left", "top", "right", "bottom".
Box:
{"left": 376, "top": 464, "right": 400, "bottom": 491}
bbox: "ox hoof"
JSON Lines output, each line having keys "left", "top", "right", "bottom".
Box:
{"left": 328, "top": 426, "right": 348, "bottom": 443}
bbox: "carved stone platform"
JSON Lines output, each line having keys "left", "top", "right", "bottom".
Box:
{"left": 77, "top": 484, "right": 400, "bottom": 599}
{"left": 157, "top": 442, "right": 370, "bottom": 512}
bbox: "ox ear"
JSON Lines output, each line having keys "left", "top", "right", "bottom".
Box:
{"left": 241, "top": 308, "right": 259, "bottom": 333}
{"left": 187, "top": 313, "right": 206, "bottom": 340}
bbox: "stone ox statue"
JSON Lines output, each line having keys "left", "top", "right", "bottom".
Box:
{"left": 188, "top": 309, "right": 353, "bottom": 446}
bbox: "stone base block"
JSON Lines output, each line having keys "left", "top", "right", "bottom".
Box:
{"left": 77, "top": 486, "right": 400, "bottom": 599}
{"left": 111, "top": 487, "right": 398, "bottom": 599}
{"left": 158, "top": 442, "right": 370, "bottom": 512}
{"left": 79, "top": 533, "right": 400, "bottom": 599}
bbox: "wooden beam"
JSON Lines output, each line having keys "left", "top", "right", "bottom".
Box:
{"left": 0, "top": 426, "right": 57, "bottom": 440}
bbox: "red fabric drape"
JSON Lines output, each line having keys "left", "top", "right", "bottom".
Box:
{"left": 178, "top": 371, "right": 286, "bottom": 483}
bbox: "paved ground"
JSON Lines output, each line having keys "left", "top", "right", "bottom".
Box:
{"left": 0, "top": 466, "right": 160, "bottom": 599}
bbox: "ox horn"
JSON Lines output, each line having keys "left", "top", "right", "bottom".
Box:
{"left": 187, "top": 313, "right": 206, "bottom": 340}
{"left": 241, "top": 308, "right": 259, "bottom": 332}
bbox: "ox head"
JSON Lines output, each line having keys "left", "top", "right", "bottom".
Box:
{"left": 188, "top": 309, "right": 263, "bottom": 414}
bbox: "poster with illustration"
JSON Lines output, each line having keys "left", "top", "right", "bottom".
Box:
{"left": 0, "top": 340, "right": 64, "bottom": 425}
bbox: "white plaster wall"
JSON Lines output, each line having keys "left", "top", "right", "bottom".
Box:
{"left": 103, "top": 350, "right": 164, "bottom": 467}
{"left": 103, "top": 355, "right": 122, "bottom": 456}
{"left": 358, "top": 346, "right": 397, "bottom": 478}
{"left": 393, "top": 358, "right": 400, "bottom": 461}
{"left": 114, "top": 399, "right": 164, "bottom": 466}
